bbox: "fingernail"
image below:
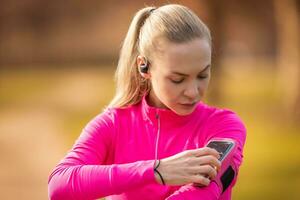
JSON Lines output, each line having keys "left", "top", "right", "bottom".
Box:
{"left": 207, "top": 179, "right": 211, "bottom": 185}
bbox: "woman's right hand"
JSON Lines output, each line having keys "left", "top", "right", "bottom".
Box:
{"left": 154, "top": 147, "right": 221, "bottom": 186}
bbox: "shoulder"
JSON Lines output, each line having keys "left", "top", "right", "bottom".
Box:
{"left": 91, "top": 103, "right": 141, "bottom": 126}
{"left": 198, "top": 102, "right": 247, "bottom": 144}
{"left": 199, "top": 102, "right": 245, "bottom": 128}
{"left": 88, "top": 107, "right": 117, "bottom": 128}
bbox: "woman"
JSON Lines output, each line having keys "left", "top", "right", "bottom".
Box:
{"left": 48, "top": 4, "right": 246, "bottom": 200}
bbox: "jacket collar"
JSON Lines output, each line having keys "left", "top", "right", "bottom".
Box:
{"left": 140, "top": 93, "right": 201, "bottom": 125}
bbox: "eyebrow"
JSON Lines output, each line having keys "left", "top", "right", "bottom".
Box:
{"left": 171, "top": 64, "right": 211, "bottom": 76}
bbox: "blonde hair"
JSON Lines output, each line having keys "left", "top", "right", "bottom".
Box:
{"left": 108, "top": 4, "right": 211, "bottom": 108}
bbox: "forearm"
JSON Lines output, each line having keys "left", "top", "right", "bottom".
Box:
{"left": 166, "top": 182, "right": 221, "bottom": 200}
{"left": 48, "top": 160, "right": 156, "bottom": 200}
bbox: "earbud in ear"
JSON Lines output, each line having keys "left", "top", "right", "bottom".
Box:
{"left": 140, "top": 63, "right": 149, "bottom": 74}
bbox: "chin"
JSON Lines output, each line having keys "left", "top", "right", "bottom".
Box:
{"left": 172, "top": 108, "right": 195, "bottom": 116}
{"left": 170, "top": 102, "right": 198, "bottom": 116}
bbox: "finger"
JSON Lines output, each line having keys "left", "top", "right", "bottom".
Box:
{"left": 191, "top": 174, "right": 211, "bottom": 186}
{"left": 205, "top": 147, "right": 221, "bottom": 159}
{"left": 195, "top": 155, "right": 221, "bottom": 170}
{"left": 204, "top": 165, "right": 218, "bottom": 180}
{"left": 190, "top": 147, "right": 220, "bottom": 159}
{"left": 212, "top": 165, "right": 218, "bottom": 172}
{"left": 189, "top": 165, "right": 218, "bottom": 180}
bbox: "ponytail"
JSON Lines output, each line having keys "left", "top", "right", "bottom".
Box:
{"left": 107, "top": 7, "right": 155, "bottom": 108}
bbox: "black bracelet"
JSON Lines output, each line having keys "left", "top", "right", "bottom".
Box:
{"left": 154, "top": 160, "right": 165, "bottom": 185}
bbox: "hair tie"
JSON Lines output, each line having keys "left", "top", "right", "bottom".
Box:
{"left": 154, "top": 160, "right": 165, "bottom": 185}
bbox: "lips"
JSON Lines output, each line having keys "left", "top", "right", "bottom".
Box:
{"left": 180, "top": 102, "right": 197, "bottom": 107}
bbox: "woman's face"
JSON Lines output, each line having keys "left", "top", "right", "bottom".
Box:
{"left": 139, "top": 38, "right": 211, "bottom": 115}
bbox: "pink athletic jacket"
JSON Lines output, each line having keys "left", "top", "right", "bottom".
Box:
{"left": 48, "top": 94, "right": 246, "bottom": 200}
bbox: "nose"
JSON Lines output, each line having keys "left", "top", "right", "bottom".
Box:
{"left": 183, "top": 82, "right": 199, "bottom": 100}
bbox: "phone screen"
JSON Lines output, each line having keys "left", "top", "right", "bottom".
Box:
{"left": 206, "top": 140, "right": 234, "bottom": 162}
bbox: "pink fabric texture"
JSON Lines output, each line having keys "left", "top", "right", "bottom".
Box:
{"left": 48, "top": 95, "right": 247, "bottom": 200}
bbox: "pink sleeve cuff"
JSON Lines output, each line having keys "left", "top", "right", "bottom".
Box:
{"left": 110, "top": 160, "right": 157, "bottom": 194}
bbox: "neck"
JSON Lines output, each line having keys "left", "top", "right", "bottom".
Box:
{"left": 147, "top": 90, "right": 169, "bottom": 109}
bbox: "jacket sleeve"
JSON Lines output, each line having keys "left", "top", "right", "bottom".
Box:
{"left": 165, "top": 110, "right": 247, "bottom": 200}
{"left": 47, "top": 109, "right": 157, "bottom": 200}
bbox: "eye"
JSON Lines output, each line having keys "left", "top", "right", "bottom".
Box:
{"left": 171, "top": 78, "right": 184, "bottom": 84}
{"left": 198, "top": 75, "right": 208, "bottom": 80}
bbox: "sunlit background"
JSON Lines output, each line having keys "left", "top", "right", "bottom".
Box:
{"left": 0, "top": 0, "right": 299, "bottom": 199}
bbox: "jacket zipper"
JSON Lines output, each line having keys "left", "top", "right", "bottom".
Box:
{"left": 154, "top": 111, "right": 161, "bottom": 161}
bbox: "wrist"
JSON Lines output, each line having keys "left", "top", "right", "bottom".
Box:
{"left": 154, "top": 171, "right": 163, "bottom": 184}
{"left": 154, "top": 159, "right": 166, "bottom": 185}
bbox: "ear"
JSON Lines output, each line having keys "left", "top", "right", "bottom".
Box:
{"left": 137, "top": 55, "right": 151, "bottom": 79}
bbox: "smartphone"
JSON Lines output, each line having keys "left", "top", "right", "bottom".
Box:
{"left": 206, "top": 139, "right": 235, "bottom": 162}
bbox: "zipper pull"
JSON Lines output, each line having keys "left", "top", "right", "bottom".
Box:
{"left": 155, "top": 112, "right": 159, "bottom": 119}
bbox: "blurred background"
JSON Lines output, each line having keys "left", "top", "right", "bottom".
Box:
{"left": 0, "top": 0, "right": 299, "bottom": 199}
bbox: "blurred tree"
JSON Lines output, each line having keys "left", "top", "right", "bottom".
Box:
{"left": 274, "top": 0, "right": 300, "bottom": 120}
{"left": 205, "top": 0, "right": 226, "bottom": 105}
